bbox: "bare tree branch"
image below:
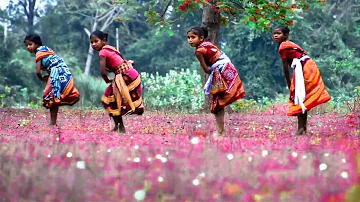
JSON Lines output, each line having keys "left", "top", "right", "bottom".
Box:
{"left": 229, "top": 0, "right": 245, "bottom": 11}
{"left": 62, "top": 3, "right": 94, "bottom": 18}
{"left": 19, "top": 0, "right": 29, "bottom": 17}
{"left": 328, "top": 3, "right": 337, "bottom": 15}
{"left": 84, "top": 27, "right": 91, "bottom": 37}
{"left": 159, "top": 0, "right": 171, "bottom": 18}
{"left": 98, "top": 6, "right": 119, "bottom": 22}
{"left": 101, "top": 7, "right": 122, "bottom": 30}
{"left": 313, "top": 2, "right": 339, "bottom": 36}
{"left": 337, "top": 1, "right": 354, "bottom": 21}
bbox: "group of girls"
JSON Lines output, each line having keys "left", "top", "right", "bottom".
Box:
{"left": 23, "top": 25, "right": 330, "bottom": 136}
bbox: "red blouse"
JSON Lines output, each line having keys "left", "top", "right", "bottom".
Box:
{"left": 195, "top": 41, "right": 222, "bottom": 66}
{"left": 279, "top": 41, "right": 307, "bottom": 64}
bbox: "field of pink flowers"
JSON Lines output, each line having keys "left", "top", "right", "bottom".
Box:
{"left": 0, "top": 108, "right": 359, "bottom": 202}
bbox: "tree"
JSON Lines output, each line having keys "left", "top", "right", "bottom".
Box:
{"left": 116, "top": 0, "right": 324, "bottom": 109}
{"left": 63, "top": 0, "right": 142, "bottom": 75}
{"left": 63, "top": 0, "right": 123, "bottom": 75}
{"left": 19, "top": 0, "right": 37, "bottom": 34}
{"left": 0, "top": 9, "right": 10, "bottom": 42}
{"left": 7, "top": 0, "right": 46, "bottom": 34}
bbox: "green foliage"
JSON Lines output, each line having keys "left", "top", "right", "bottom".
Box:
{"left": 141, "top": 68, "right": 204, "bottom": 112}
{"left": 231, "top": 93, "right": 287, "bottom": 113}
{"left": 125, "top": 31, "right": 195, "bottom": 76}
{"left": 322, "top": 49, "right": 360, "bottom": 112}
{"left": 230, "top": 99, "right": 257, "bottom": 113}
{"left": 0, "top": 85, "right": 40, "bottom": 108}
{"left": 0, "top": 48, "right": 43, "bottom": 107}
{"left": 74, "top": 74, "right": 108, "bottom": 108}
{"left": 138, "top": 0, "right": 324, "bottom": 30}
{"left": 223, "top": 25, "right": 286, "bottom": 99}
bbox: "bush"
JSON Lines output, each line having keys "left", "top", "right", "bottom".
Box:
{"left": 141, "top": 68, "right": 204, "bottom": 112}
{"left": 73, "top": 73, "right": 108, "bottom": 108}
{"left": 231, "top": 94, "right": 287, "bottom": 113}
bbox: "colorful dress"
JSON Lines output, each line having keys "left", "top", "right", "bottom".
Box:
{"left": 197, "top": 41, "right": 246, "bottom": 113}
{"left": 35, "top": 46, "right": 80, "bottom": 108}
{"left": 279, "top": 40, "right": 331, "bottom": 116}
{"left": 99, "top": 45, "right": 144, "bottom": 116}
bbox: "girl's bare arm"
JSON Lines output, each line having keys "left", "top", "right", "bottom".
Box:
{"left": 36, "top": 61, "right": 47, "bottom": 82}
{"left": 195, "top": 52, "right": 210, "bottom": 74}
{"left": 282, "top": 58, "right": 291, "bottom": 89}
{"left": 99, "top": 56, "right": 112, "bottom": 83}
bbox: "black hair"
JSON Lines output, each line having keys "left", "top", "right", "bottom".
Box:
{"left": 90, "top": 30, "right": 108, "bottom": 41}
{"left": 188, "top": 26, "right": 208, "bottom": 39}
{"left": 24, "top": 34, "right": 43, "bottom": 46}
{"left": 274, "top": 25, "right": 290, "bottom": 35}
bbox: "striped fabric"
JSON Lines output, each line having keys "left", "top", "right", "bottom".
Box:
{"left": 279, "top": 42, "right": 331, "bottom": 116}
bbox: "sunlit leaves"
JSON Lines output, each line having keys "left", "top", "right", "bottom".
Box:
{"left": 114, "top": 0, "right": 325, "bottom": 31}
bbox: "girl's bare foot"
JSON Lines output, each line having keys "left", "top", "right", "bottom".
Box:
{"left": 294, "top": 128, "right": 307, "bottom": 136}
{"left": 212, "top": 132, "right": 225, "bottom": 140}
{"left": 118, "top": 124, "right": 126, "bottom": 133}
{"left": 112, "top": 125, "right": 119, "bottom": 132}
{"left": 112, "top": 125, "right": 126, "bottom": 133}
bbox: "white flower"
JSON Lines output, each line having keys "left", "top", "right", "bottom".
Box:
{"left": 191, "top": 137, "right": 200, "bottom": 144}
{"left": 76, "top": 161, "right": 86, "bottom": 169}
{"left": 192, "top": 179, "right": 200, "bottom": 186}
{"left": 319, "top": 163, "right": 327, "bottom": 171}
{"left": 227, "top": 153, "right": 234, "bottom": 160}
{"left": 66, "top": 152, "right": 72, "bottom": 158}
{"left": 133, "top": 190, "right": 146, "bottom": 201}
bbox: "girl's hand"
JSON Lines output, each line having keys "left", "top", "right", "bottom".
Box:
{"left": 206, "top": 67, "right": 211, "bottom": 74}
{"left": 195, "top": 52, "right": 211, "bottom": 74}
{"left": 106, "top": 79, "right": 113, "bottom": 84}
{"left": 42, "top": 75, "right": 49, "bottom": 83}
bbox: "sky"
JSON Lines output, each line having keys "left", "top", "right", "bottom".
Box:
{"left": 0, "top": 0, "right": 9, "bottom": 10}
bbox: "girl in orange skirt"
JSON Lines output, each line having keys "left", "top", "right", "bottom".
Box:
{"left": 187, "top": 27, "right": 246, "bottom": 137}
{"left": 90, "top": 30, "right": 144, "bottom": 133}
{"left": 24, "top": 34, "right": 80, "bottom": 125}
{"left": 273, "top": 25, "right": 331, "bottom": 135}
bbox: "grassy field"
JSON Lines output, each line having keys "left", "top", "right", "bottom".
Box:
{"left": 0, "top": 108, "right": 359, "bottom": 201}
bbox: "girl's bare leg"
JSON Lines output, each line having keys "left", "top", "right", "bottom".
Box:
{"left": 295, "top": 111, "right": 308, "bottom": 135}
{"left": 49, "top": 106, "right": 59, "bottom": 125}
{"left": 118, "top": 116, "right": 126, "bottom": 133}
{"left": 112, "top": 115, "right": 120, "bottom": 131}
{"left": 214, "top": 108, "right": 225, "bottom": 137}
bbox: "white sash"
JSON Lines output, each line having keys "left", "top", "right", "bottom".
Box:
{"left": 204, "top": 53, "right": 231, "bottom": 95}
{"left": 291, "top": 55, "right": 310, "bottom": 114}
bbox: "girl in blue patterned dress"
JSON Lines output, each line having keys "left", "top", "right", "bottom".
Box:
{"left": 24, "top": 34, "right": 80, "bottom": 125}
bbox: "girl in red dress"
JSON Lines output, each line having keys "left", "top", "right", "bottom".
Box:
{"left": 273, "top": 25, "right": 331, "bottom": 135}
{"left": 187, "top": 27, "right": 246, "bottom": 137}
{"left": 90, "top": 30, "right": 144, "bottom": 133}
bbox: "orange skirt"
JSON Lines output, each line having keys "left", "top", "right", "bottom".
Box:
{"left": 101, "top": 70, "right": 144, "bottom": 116}
{"left": 288, "top": 59, "right": 331, "bottom": 116}
{"left": 210, "top": 62, "right": 245, "bottom": 113}
{"left": 43, "top": 77, "right": 80, "bottom": 109}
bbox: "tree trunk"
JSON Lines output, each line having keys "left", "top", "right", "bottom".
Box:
{"left": 84, "top": 44, "right": 94, "bottom": 75}
{"left": 84, "top": 20, "right": 99, "bottom": 76}
{"left": 201, "top": 1, "right": 220, "bottom": 45}
{"left": 20, "top": 0, "right": 36, "bottom": 34}
{"left": 201, "top": 0, "right": 221, "bottom": 112}
{"left": 83, "top": 8, "right": 118, "bottom": 75}
{"left": 27, "top": 18, "right": 34, "bottom": 34}
{"left": 27, "top": 5, "right": 34, "bottom": 34}
{"left": 1, "top": 21, "right": 8, "bottom": 43}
